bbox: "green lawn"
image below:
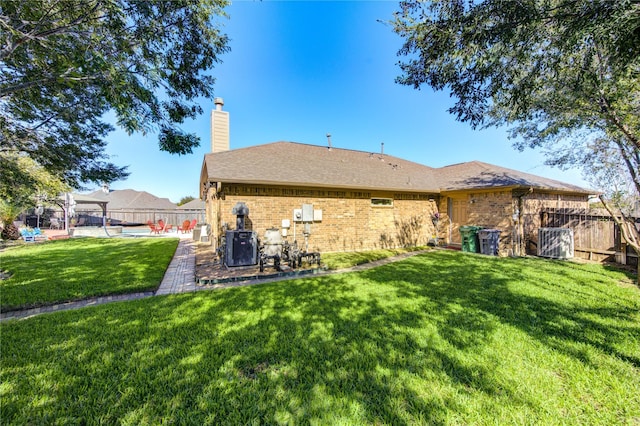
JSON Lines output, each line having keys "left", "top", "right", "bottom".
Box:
{"left": 2, "top": 251, "right": 638, "bottom": 424}
{"left": 0, "top": 238, "right": 179, "bottom": 312}
{"left": 322, "top": 247, "right": 428, "bottom": 270}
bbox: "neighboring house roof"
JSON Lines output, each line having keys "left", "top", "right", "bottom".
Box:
{"left": 201, "top": 141, "right": 593, "bottom": 195}
{"left": 436, "top": 161, "right": 591, "bottom": 194}
{"left": 177, "top": 199, "right": 205, "bottom": 210}
{"left": 202, "top": 141, "right": 440, "bottom": 193}
{"left": 85, "top": 189, "right": 177, "bottom": 210}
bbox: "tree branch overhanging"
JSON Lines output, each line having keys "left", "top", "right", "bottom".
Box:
{"left": 1, "top": 0, "right": 230, "bottom": 200}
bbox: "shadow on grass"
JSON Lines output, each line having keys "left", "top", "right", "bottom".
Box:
{"left": 368, "top": 252, "right": 640, "bottom": 368}
{"left": 0, "top": 238, "right": 178, "bottom": 311}
{"left": 2, "top": 251, "right": 639, "bottom": 424}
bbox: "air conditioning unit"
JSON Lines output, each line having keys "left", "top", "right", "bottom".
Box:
{"left": 538, "top": 228, "right": 574, "bottom": 259}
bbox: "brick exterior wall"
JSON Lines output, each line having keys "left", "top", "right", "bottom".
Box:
{"left": 522, "top": 192, "right": 589, "bottom": 253}
{"left": 466, "top": 190, "right": 514, "bottom": 229}
{"left": 441, "top": 190, "right": 514, "bottom": 255}
{"left": 204, "top": 184, "right": 589, "bottom": 256}
{"left": 205, "top": 184, "right": 440, "bottom": 253}
{"left": 439, "top": 190, "right": 588, "bottom": 256}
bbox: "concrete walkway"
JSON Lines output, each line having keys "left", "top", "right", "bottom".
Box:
{"left": 155, "top": 238, "right": 196, "bottom": 295}
{"left": 1, "top": 238, "right": 429, "bottom": 322}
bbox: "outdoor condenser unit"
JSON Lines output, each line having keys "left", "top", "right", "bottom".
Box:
{"left": 538, "top": 228, "right": 574, "bottom": 259}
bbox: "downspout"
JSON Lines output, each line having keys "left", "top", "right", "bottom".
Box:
{"left": 447, "top": 197, "right": 452, "bottom": 245}
{"left": 214, "top": 182, "right": 222, "bottom": 250}
{"left": 512, "top": 198, "right": 523, "bottom": 257}
{"left": 513, "top": 188, "right": 532, "bottom": 256}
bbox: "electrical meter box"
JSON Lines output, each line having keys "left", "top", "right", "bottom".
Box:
{"left": 294, "top": 205, "right": 321, "bottom": 222}
{"left": 302, "top": 204, "right": 314, "bottom": 222}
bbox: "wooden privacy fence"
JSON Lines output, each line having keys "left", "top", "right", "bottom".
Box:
{"left": 540, "top": 208, "right": 638, "bottom": 266}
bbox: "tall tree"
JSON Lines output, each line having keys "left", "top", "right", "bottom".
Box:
{"left": 0, "top": 151, "right": 69, "bottom": 239}
{"left": 0, "top": 0, "right": 230, "bottom": 197}
{"left": 393, "top": 0, "right": 640, "bottom": 282}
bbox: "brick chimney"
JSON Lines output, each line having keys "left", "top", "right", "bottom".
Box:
{"left": 211, "top": 97, "right": 229, "bottom": 152}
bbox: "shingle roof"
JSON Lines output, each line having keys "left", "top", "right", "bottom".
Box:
{"left": 201, "top": 142, "right": 592, "bottom": 195}
{"left": 85, "top": 189, "right": 177, "bottom": 210}
{"left": 436, "top": 161, "right": 591, "bottom": 193}
{"left": 202, "top": 141, "right": 440, "bottom": 193}
{"left": 177, "top": 198, "right": 205, "bottom": 210}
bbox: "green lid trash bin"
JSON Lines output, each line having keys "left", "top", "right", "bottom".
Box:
{"left": 460, "top": 225, "right": 482, "bottom": 253}
{"left": 478, "top": 229, "right": 501, "bottom": 255}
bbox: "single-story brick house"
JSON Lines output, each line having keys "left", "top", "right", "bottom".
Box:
{"left": 200, "top": 99, "right": 591, "bottom": 255}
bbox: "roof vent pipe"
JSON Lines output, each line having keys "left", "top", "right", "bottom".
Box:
{"left": 326, "top": 133, "right": 332, "bottom": 150}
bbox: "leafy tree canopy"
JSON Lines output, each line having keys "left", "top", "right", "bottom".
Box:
{"left": 0, "top": 151, "right": 70, "bottom": 207}
{"left": 0, "top": 0, "right": 230, "bottom": 200}
{"left": 392, "top": 0, "right": 640, "bottom": 195}
{"left": 0, "top": 151, "right": 68, "bottom": 239}
{"left": 177, "top": 195, "right": 196, "bottom": 206}
{"left": 393, "top": 0, "right": 640, "bottom": 281}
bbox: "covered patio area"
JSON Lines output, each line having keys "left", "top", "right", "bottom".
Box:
{"left": 54, "top": 193, "right": 109, "bottom": 232}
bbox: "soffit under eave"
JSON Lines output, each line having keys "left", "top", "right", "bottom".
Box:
{"left": 199, "top": 160, "right": 213, "bottom": 199}
{"left": 440, "top": 185, "right": 594, "bottom": 197}
{"left": 207, "top": 178, "right": 441, "bottom": 195}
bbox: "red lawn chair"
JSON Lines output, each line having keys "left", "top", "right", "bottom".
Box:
{"left": 178, "top": 220, "right": 191, "bottom": 233}
{"left": 147, "top": 220, "right": 162, "bottom": 234}
{"left": 158, "top": 219, "right": 172, "bottom": 233}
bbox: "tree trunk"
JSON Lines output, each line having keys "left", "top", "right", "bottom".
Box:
{"left": 599, "top": 195, "right": 640, "bottom": 286}
{"left": 1, "top": 223, "right": 21, "bottom": 240}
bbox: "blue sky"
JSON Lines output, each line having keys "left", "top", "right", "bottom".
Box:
{"left": 102, "top": 0, "right": 589, "bottom": 203}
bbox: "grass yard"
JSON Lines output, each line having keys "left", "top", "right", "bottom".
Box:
{"left": 1, "top": 250, "right": 639, "bottom": 424}
{"left": 0, "top": 238, "right": 179, "bottom": 312}
{"left": 321, "top": 247, "right": 428, "bottom": 270}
